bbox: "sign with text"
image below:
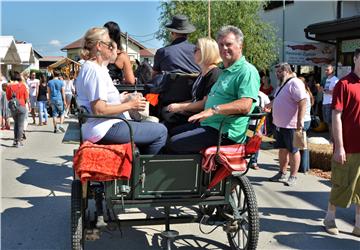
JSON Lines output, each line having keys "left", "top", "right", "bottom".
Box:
{"left": 285, "top": 41, "right": 335, "bottom": 66}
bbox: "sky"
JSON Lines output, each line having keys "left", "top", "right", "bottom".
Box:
{"left": 1, "top": 0, "right": 164, "bottom": 57}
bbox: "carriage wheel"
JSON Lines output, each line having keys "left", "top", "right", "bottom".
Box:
{"left": 225, "top": 176, "right": 259, "bottom": 250}
{"left": 71, "top": 180, "right": 84, "bottom": 250}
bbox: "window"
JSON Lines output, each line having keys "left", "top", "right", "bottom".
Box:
{"left": 263, "top": 0, "right": 294, "bottom": 11}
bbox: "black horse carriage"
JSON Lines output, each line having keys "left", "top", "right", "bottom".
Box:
{"left": 71, "top": 83, "right": 266, "bottom": 250}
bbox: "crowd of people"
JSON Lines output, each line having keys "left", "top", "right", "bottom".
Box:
{"left": 1, "top": 14, "right": 359, "bottom": 237}
{"left": 0, "top": 69, "right": 76, "bottom": 147}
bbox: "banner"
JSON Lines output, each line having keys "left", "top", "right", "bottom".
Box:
{"left": 285, "top": 41, "right": 335, "bottom": 66}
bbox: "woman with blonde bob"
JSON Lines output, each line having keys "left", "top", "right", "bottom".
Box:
{"left": 165, "top": 37, "right": 222, "bottom": 128}
{"left": 75, "top": 27, "right": 167, "bottom": 154}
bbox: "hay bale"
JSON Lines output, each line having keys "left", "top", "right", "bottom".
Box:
{"left": 308, "top": 142, "right": 333, "bottom": 171}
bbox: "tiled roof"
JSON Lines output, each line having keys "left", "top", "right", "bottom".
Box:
{"left": 61, "top": 38, "right": 83, "bottom": 51}
{"left": 140, "top": 49, "right": 155, "bottom": 57}
{"left": 62, "top": 32, "right": 146, "bottom": 51}
{"left": 39, "top": 56, "right": 65, "bottom": 62}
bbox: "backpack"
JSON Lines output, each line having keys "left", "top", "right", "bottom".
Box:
{"left": 8, "top": 85, "right": 20, "bottom": 113}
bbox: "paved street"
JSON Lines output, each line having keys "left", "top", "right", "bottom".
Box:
{"left": 1, "top": 118, "right": 359, "bottom": 249}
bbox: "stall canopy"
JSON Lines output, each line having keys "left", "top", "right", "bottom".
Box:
{"left": 16, "top": 43, "right": 35, "bottom": 64}
{"left": 47, "top": 57, "right": 81, "bottom": 76}
{"left": 0, "top": 36, "right": 21, "bottom": 64}
{"left": 304, "top": 15, "right": 360, "bottom": 43}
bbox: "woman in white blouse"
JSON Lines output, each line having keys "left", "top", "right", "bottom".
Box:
{"left": 76, "top": 27, "right": 167, "bottom": 154}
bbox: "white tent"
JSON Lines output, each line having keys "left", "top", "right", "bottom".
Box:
{"left": 0, "top": 36, "right": 21, "bottom": 64}
{"left": 16, "top": 43, "right": 35, "bottom": 64}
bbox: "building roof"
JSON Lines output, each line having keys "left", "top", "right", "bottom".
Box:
{"left": 62, "top": 32, "right": 146, "bottom": 51}
{"left": 0, "top": 36, "right": 21, "bottom": 64}
{"left": 61, "top": 38, "right": 83, "bottom": 51}
{"left": 39, "top": 56, "right": 65, "bottom": 62}
{"left": 140, "top": 48, "right": 155, "bottom": 57}
{"left": 16, "top": 43, "right": 35, "bottom": 64}
{"left": 304, "top": 15, "right": 360, "bottom": 43}
{"left": 47, "top": 57, "right": 80, "bottom": 70}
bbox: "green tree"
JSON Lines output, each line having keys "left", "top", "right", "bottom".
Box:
{"left": 156, "top": 0, "right": 279, "bottom": 71}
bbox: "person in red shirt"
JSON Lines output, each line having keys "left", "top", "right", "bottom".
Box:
{"left": 6, "top": 71, "right": 29, "bottom": 147}
{"left": 260, "top": 75, "right": 274, "bottom": 97}
{"left": 323, "top": 48, "right": 360, "bottom": 237}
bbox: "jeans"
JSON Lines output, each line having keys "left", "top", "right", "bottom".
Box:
{"left": 98, "top": 121, "right": 168, "bottom": 155}
{"left": 11, "top": 105, "right": 27, "bottom": 142}
{"left": 37, "top": 101, "right": 48, "bottom": 123}
{"left": 50, "top": 99, "right": 64, "bottom": 117}
{"left": 299, "top": 121, "right": 311, "bottom": 173}
{"left": 167, "top": 123, "right": 235, "bottom": 154}
{"left": 248, "top": 124, "right": 262, "bottom": 165}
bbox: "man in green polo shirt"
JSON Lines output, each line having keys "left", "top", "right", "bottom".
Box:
{"left": 168, "top": 25, "right": 260, "bottom": 154}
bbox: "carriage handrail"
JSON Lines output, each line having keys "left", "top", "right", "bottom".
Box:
{"left": 216, "top": 111, "right": 268, "bottom": 157}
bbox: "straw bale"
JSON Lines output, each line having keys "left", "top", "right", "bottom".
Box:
{"left": 308, "top": 143, "right": 332, "bottom": 171}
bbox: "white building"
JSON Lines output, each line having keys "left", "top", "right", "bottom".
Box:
{"left": 0, "top": 36, "right": 41, "bottom": 78}
{"left": 260, "top": 1, "right": 360, "bottom": 80}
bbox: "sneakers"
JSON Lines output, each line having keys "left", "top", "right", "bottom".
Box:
{"left": 352, "top": 226, "right": 360, "bottom": 237}
{"left": 269, "top": 172, "right": 287, "bottom": 182}
{"left": 323, "top": 219, "right": 339, "bottom": 235}
{"left": 13, "top": 141, "right": 23, "bottom": 148}
{"left": 58, "top": 126, "right": 65, "bottom": 133}
{"left": 251, "top": 163, "right": 260, "bottom": 170}
{"left": 285, "top": 176, "right": 297, "bottom": 186}
{"left": 54, "top": 128, "right": 59, "bottom": 133}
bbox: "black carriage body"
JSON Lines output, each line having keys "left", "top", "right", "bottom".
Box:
{"left": 104, "top": 154, "right": 229, "bottom": 209}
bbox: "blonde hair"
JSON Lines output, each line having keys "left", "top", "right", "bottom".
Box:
{"left": 80, "top": 27, "right": 109, "bottom": 60}
{"left": 197, "top": 37, "right": 222, "bottom": 66}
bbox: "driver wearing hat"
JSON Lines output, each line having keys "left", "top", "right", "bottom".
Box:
{"left": 152, "top": 14, "right": 200, "bottom": 78}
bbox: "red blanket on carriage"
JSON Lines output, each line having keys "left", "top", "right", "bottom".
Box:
{"left": 73, "top": 141, "right": 133, "bottom": 182}
{"left": 201, "top": 134, "right": 262, "bottom": 189}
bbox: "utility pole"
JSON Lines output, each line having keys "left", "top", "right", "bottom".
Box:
{"left": 282, "top": 0, "right": 285, "bottom": 62}
{"left": 208, "top": 0, "right": 211, "bottom": 38}
{"left": 126, "top": 32, "right": 129, "bottom": 53}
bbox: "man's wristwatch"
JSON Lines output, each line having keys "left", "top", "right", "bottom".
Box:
{"left": 211, "top": 105, "right": 220, "bottom": 114}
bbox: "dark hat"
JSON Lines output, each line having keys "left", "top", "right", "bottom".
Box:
{"left": 165, "top": 14, "right": 196, "bottom": 34}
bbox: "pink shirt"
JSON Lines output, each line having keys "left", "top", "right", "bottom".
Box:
{"left": 272, "top": 77, "right": 307, "bottom": 129}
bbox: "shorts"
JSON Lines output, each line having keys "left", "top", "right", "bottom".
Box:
{"left": 30, "top": 96, "right": 37, "bottom": 109}
{"left": 50, "top": 100, "right": 64, "bottom": 117}
{"left": 274, "top": 127, "right": 299, "bottom": 154}
{"left": 330, "top": 153, "right": 360, "bottom": 208}
{"left": 65, "top": 94, "right": 73, "bottom": 104}
{"left": 322, "top": 104, "right": 332, "bottom": 124}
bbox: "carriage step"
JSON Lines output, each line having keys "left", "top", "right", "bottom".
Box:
{"left": 96, "top": 215, "right": 108, "bottom": 228}
{"left": 161, "top": 230, "right": 179, "bottom": 250}
{"left": 161, "top": 230, "right": 179, "bottom": 239}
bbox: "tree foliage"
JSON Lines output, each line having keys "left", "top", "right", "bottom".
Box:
{"left": 156, "top": 0, "right": 279, "bottom": 71}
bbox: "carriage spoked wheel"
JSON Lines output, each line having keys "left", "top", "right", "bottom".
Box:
{"left": 222, "top": 176, "right": 259, "bottom": 250}
{"left": 71, "top": 180, "right": 85, "bottom": 250}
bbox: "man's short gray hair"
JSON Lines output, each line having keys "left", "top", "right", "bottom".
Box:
{"left": 275, "top": 62, "right": 293, "bottom": 73}
{"left": 216, "top": 25, "right": 244, "bottom": 45}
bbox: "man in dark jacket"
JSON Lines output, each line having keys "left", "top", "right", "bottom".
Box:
{"left": 152, "top": 14, "right": 200, "bottom": 77}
